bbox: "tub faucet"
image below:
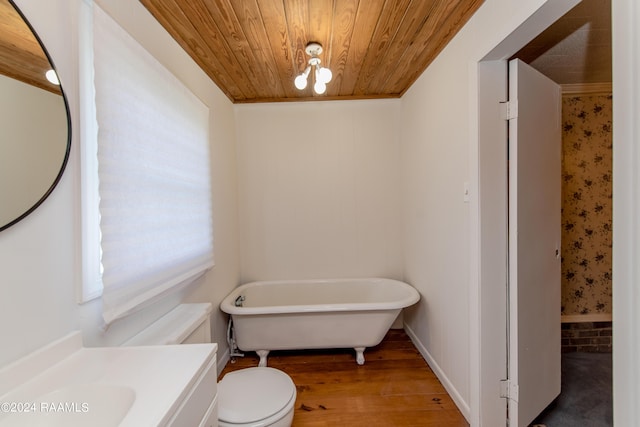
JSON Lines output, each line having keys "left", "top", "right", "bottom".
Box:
{"left": 234, "top": 295, "right": 245, "bottom": 307}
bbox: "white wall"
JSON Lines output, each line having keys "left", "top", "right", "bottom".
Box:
{"left": 235, "top": 100, "right": 402, "bottom": 282}
{"left": 612, "top": 0, "right": 640, "bottom": 424}
{"left": 0, "top": 0, "right": 79, "bottom": 369}
{"left": 400, "top": 38, "right": 472, "bottom": 417}
{"left": 0, "top": 0, "right": 239, "bottom": 368}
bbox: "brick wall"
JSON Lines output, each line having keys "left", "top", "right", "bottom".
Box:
{"left": 561, "top": 321, "right": 612, "bottom": 352}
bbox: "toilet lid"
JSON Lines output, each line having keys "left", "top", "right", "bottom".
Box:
{"left": 218, "top": 367, "right": 295, "bottom": 424}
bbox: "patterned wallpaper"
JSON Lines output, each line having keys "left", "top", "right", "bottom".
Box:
{"left": 561, "top": 93, "right": 613, "bottom": 316}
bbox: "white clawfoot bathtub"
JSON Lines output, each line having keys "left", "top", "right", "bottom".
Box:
{"left": 220, "top": 278, "right": 420, "bottom": 367}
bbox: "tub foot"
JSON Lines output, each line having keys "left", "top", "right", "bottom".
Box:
{"left": 256, "top": 350, "right": 270, "bottom": 367}
{"left": 354, "top": 347, "right": 366, "bottom": 365}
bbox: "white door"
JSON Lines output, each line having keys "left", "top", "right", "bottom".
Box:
{"left": 507, "top": 58, "right": 562, "bottom": 427}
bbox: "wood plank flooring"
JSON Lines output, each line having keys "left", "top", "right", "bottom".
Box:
{"left": 218, "top": 329, "right": 469, "bottom": 427}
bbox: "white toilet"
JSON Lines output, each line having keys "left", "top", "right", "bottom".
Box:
{"left": 121, "top": 303, "right": 296, "bottom": 426}
{"left": 217, "top": 367, "right": 296, "bottom": 427}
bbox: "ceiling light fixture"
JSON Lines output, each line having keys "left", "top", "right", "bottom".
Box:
{"left": 45, "top": 69, "right": 60, "bottom": 85}
{"left": 294, "top": 42, "right": 332, "bottom": 95}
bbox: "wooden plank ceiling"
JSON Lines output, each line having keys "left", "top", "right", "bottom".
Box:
{"left": 141, "top": 0, "right": 484, "bottom": 103}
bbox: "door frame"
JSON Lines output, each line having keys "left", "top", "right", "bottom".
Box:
{"left": 472, "top": 0, "right": 639, "bottom": 425}
{"left": 473, "top": 1, "right": 579, "bottom": 425}
{"left": 610, "top": 0, "right": 640, "bottom": 424}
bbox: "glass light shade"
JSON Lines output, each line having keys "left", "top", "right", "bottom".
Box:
{"left": 314, "top": 80, "right": 326, "bottom": 94}
{"left": 318, "top": 67, "right": 332, "bottom": 84}
{"left": 294, "top": 74, "right": 308, "bottom": 90}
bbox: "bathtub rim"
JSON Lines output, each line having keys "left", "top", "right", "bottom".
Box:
{"left": 220, "top": 277, "right": 420, "bottom": 316}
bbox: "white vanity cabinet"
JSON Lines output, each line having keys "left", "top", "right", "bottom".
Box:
{"left": 199, "top": 395, "right": 219, "bottom": 427}
{"left": 166, "top": 350, "right": 218, "bottom": 427}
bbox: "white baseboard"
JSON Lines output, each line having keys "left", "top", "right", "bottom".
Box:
{"left": 403, "top": 323, "right": 471, "bottom": 423}
{"left": 217, "top": 347, "right": 230, "bottom": 375}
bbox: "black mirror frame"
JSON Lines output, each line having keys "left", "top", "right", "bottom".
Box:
{"left": 0, "top": 0, "right": 72, "bottom": 232}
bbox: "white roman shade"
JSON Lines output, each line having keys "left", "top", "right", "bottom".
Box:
{"left": 93, "top": 5, "right": 213, "bottom": 325}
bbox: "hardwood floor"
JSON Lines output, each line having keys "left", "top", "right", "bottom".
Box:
{"left": 218, "top": 329, "right": 469, "bottom": 427}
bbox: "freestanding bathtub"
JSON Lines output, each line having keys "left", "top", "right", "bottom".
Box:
{"left": 220, "top": 278, "right": 420, "bottom": 366}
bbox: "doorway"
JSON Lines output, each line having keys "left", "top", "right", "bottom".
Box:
{"left": 475, "top": 0, "right": 614, "bottom": 425}
{"left": 512, "top": 1, "right": 613, "bottom": 424}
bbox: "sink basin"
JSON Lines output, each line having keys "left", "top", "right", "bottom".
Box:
{"left": 0, "top": 332, "right": 218, "bottom": 426}
{"left": 0, "top": 384, "right": 135, "bottom": 427}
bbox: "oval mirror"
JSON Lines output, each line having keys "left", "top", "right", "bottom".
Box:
{"left": 0, "top": 0, "right": 71, "bottom": 231}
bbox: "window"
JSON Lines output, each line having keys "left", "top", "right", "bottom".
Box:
{"left": 80, "top": 4, "right": 213, "bottom": 326}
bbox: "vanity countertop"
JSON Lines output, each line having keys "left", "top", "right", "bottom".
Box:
{"left": 0, "top": 331, "right": 217, "bottom": 426}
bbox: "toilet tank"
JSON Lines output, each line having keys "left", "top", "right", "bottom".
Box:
{"left": 122, "top": 303, "right": 213, "bottom": 346}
